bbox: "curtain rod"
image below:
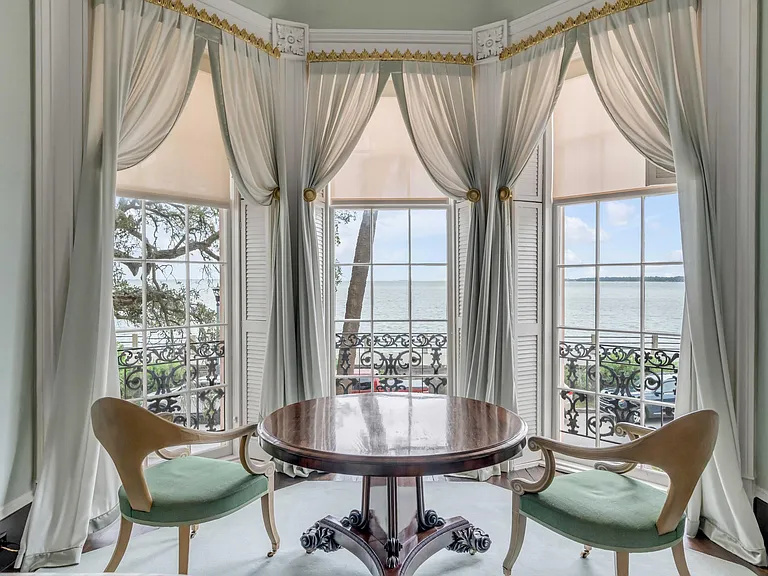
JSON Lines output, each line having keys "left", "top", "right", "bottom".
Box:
{"left": 500, "top": 0, "right": 653, "bottom": 60}
{"left": 144, "top": 0, "right": 280, "bottom": 57}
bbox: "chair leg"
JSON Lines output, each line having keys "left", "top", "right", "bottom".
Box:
{"left": 581, "top": 545, "right": 592, "bottom": 558}
{"left": 261, "top": 472, "right": 280, "bottom": 557}
{"left": 503, "top": 495, "right": 527, "bottom": 576}
{"left": 179, "top": 525, "right": 191, "bottom": 575}
{"left": 105, "top": 517, "right": 133, "bottom": 572}
{"left": 614, "top": 551, "right": 629, "bottom": 576}
{"left": 671, "top": 542, "right": 691, "bottom": 576}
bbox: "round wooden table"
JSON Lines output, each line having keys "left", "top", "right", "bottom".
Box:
{"left": 258, "top": 393, "right": 527, "bottom": 576}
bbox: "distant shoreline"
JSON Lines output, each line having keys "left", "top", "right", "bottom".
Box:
{"left": 566, "top": 276, "right": 684, "bottom": 283}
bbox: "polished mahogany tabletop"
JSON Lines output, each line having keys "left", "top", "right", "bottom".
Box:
{"left": 258, "top": 393, "right": 527, "bottom": 477}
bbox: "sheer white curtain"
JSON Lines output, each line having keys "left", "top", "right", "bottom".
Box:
{"left": 209, "top": 34, "right": 301, "bottom": 441}
{"left": 16, "top": 0, "right": 201, "bottom": 570}
{"left": 299, "top": 60, "right": 383, "bottom": 404}
{"left": 578, "top": 0, "right": 767, "bottom": 565}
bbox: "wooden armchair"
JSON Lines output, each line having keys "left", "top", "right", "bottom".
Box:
{"left": 91, "top": 398, "right": 280, "bottom": 574}
{"left": 503, "top": 409, "right": 718, "bottom": 576}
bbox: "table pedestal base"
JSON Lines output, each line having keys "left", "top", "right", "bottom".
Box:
{"left": 300, "top": 477, "right": 491, "bottom": 576}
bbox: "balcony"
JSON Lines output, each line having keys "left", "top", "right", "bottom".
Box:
{"left": 117, "top": 335, "right": 226, "bottom": 431}
{"left": 559, "top": 334, "right": 679, "bottom": 444}
{"left": 335, "top": 331, "right": 448, "bottom": 395}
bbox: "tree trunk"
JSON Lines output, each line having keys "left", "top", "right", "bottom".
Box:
{"left": 337, "top": 211, "right": 377, "bottom": 382}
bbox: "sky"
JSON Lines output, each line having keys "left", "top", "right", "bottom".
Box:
{"left": 562, "top": 194, "right": 683, "bottom": 279}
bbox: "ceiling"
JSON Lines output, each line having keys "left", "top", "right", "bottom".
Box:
{"left": 233, "top": 0, "right": 560, "bottom": 30}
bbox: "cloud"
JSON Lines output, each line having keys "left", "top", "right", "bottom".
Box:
{"left": 565, "top": 216, "right": 609, "bottom": 243}
{"left": 604, "top": 202, "right": 637, "bottom": 227}
{"left": 667, "top": 249, "right": 683, "bottom": 262}
{"left": 564, "top": 249, "right": 582, "bottom": 265}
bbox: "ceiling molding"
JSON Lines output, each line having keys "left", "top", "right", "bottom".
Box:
{"left": 309, "top": 29, "right": 472, "bottom": 55}
{"left": 193, "top": 0, "right": 272, "bottom": 39}
{"left": 508, "top": 0, "right": 608, "bottom": 41}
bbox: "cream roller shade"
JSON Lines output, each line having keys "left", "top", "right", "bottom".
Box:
{"left": 117, "top": 66, "right": 230, "bottom": 208}
{"left": 553, "top": 70, "right": 647, "bottom": 200}
{"left": 332, "top": 83, "right": 445, "bottom": 202}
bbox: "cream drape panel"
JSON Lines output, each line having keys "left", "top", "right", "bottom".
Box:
{"left": 17, "top": 0, "right": 200, "bottom": 570}
{"left": 209, "top": 34, "right": 302, "bottom": 452}
{"left": 298, "top": 60, "right": 383, "bottom": 403}
{"left": 578, "top": 0, "right": 767, "bottom": 565}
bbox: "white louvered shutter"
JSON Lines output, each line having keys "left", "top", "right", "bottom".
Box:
{"left": 512, "top": 142, "right": 544, "bottom": 467}
{"left": 241, "top": 199, "right": 271, "bottom": 426}
{"left": 455, "top": 200, "right": 472, "bottom": 379}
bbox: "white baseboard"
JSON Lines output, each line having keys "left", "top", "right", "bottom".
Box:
{"left": 0, "top": 491, "right": 33, "bottom": 522}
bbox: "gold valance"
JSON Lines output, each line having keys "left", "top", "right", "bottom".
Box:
{"left": 307, "top": 49, "right": 474, "bottom": 65}
{"left": 144, "top": 0, "right": 280, "bottom": 57}
{"left": 500, "top": 0, "right": 653, "bottom": 60}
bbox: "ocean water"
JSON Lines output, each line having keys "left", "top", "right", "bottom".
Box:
{"left": 335, "top": 280, "right": 685, "bottom": 338}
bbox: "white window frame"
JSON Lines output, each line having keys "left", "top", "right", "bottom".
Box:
{"left": 326, "top": 197, "right": 453, "bottom": 396}
{"left": 113, "top": 195, "right": 237, "bottom": 460}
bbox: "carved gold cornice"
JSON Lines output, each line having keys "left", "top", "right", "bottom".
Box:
{"left": 307, "top": 49, "right": 474, "bottom": 65}
{"left": 499, "top": 0, "right": 653, "bottom": 60}
{"left": 144, "top": 0, "right": 280, "bottom": 57}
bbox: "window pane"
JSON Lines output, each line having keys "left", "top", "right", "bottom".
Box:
{"left": 335, "top": 321, "right": 372, "bottom": 394}
{"left": 190, "top": 386, "right": 226, "bottom": 431}
{"left": 558, "top": 329, "right": 596, "bottom": 393}
{"left": 145, "top": 328, "right": 188, "bottom": 397}
{"left": 411, "top": 210, "right": 447, "bottom": 264}
{"left": 412, "top": 266, "right": 447, "bottom": 321}
{"left": 373, "top": 266, "right": 408, "bottom": 322}
{"left": 336, "top": 265, "right": 371, "bottom": 321}
{"left": 559, "top": 390, "right": 597, "bottom": 447}
{"left": 190, "top": 263, "right": 221, "bottom": 326}
{"left": 599, "top": 331, "right": 641, "bottom": 396}
{"left": 644, "top": 332, "right": 680, "bottom": 406}
{"left": 145, "top": 202, "right": 186, "bottom": 260}
{"left": 600, "top": 198, "right": 641, "bottom": 264}
{"left": 114, "top": 197, "right": 142, "bottom": 259}
{"left": 600, "top": 397, "right": 641, "bottom": 445}
{"left": 147, "top": 393, "right": 188, "bottom": 425}
{"left": 113, "top": 262, "right": 144, "bottom": 330}
{"left": 562, "top": 267, "right": 595, "bottom": 329}
{"left": 190, "top": 325, "right": 224, "bottom": 390}
{"left": 412, "top": 321, "right": 448, "bottom": 395}
{"left": 553, "top": 72, "right": 646, "bottom": 199}
{"left": 117, "top": 332, "right": 144, "bottom": 401}
{"left": 599, "top": 266, "right": 640, "bottom": 332}
{"left": 372, "top": 321, "right": 410, "bottom": 393}
{"left": 146, "top": 262, "right": 187, "bottom": 328}
{"left": 644, "top": 265, "right": 685, "bottom": 334}
{"left": 563, "top": 203, "right": 596, "bottom": 265}
{"left": 373, "top": 210, "right": 409, "bottom": 264}
{"left": 334, "top": 209, "right": 369, "bottom": 265}
{"left": 188, "top": 205, "right": 221, "bottom": 262}
{"left": 644, "top": 194, "right": 682, "bottom": 263}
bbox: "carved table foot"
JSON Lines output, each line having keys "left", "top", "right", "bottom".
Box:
{"left": 300, "top": 522, "right": 342, "bottom": 554}
{"left": 446, "top": 525, "right": 492, "bottom": 555}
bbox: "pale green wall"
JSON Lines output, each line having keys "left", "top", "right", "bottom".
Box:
{"left": 234, "top": 0, "right": 559, "bottom": 30}
{"left": 0, "top": 0, "right": 35, "bottom": 514}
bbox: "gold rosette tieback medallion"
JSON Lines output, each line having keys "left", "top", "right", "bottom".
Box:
{"left": 466, "top": 189, "right": 481, "bottom": 203}
{"left": 303, "top": 188, "right": 317, "bottom": 202}
{"left": 271, "top": 187, "right": 280, "bottom": 201}
{"left": 498, "top": 186, "right": 512, "bottom": 202}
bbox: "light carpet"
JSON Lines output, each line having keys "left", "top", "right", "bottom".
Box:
{"left": 51, "top": 481, "right": 751, "bottom": 575}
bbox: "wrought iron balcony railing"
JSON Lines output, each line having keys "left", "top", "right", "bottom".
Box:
{"left": 117, "top": 337, "right": 226, "bottom": 431}
{"left": 559, "top": 336, "right": 679, "bottom": 443}
{"left": 335, "top": 331, "right": 448, "bottom": 395}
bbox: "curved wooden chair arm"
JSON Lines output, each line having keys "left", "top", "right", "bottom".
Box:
{"left": 507, "top": 410, "right": 719, "bottom": 535}
{"left": 153, "top": 413, "right": 191, "bottom": 460}
{"left": 594, "top": 422, "right": 654, "bottom": 474}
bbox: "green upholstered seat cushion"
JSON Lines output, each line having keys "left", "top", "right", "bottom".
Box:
{"left": 119, "top": 456, "right": 269, "bottom": 526}
{"left": 520, "top": 469, "right": 685, "bottom": 551}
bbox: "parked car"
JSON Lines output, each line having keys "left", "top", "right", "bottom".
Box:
{"left": 600, "top": 376, "right": 676, "bottom": 423}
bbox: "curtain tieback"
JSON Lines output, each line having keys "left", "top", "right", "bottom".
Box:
{"left": 271, "top": 187, "right": 280, "bottom": 201}
{"left": 303, "top": 187, "right": 317, "bottom": 202}
{"left": 466, "top": 188, "right": 481, "bottom": 203}
{"left": 498, "top": 186, "right": 512, "bottom": 202}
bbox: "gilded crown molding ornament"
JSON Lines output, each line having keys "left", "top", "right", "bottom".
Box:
{"left": 500, "top": 0, "right": 652, "bottom": 60}
{"left": 303, "top": 188, "right": 318, "bottom": 202}
{"left": 272, "top": 19, "right": 308, "bottom": 59}
{"left": 473, "top": 20, "right": 507, "bottom": 63}
{"left": 144, "top": 0, "right": 280, "bottom": 57}
{"left": 466, "top": 189, "right": 481, "bottom": 203}
{"left": 307, "top": 49, "right": 474, "bottom": 65}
